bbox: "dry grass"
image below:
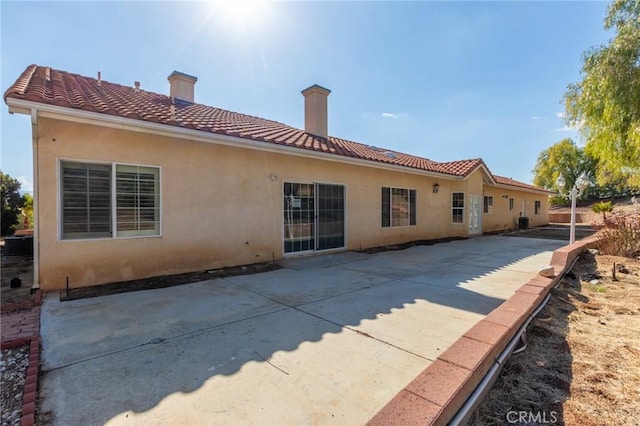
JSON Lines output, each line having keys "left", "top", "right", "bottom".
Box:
{"left": 470, "top": 252, "right": 640, "bottom": 425}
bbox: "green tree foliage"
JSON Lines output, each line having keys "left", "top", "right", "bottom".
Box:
{"left": 20, "top": 193, "right": 33, "bottom": 229}
{"left": 564, "top": 0, "right": 640, "bottom": 187}
{"left": 1, "top": 171, "right": 24, "bottom": 236}
{"left": 592, "top": 200, "right": 614, "bottom": 221}
{"left": 533, "top": 138, "right": 595, "bottom": 194}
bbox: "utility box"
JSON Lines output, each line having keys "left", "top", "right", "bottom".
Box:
{"left": 4, "top": 235, "right": 34, "bottom": 256}
{"left": 518, "top": 216, "right": 530, "bottom": 230}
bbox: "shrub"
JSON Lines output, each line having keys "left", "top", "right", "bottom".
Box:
{"left": 592, "top": 201, "right": 613, "bottom": 222}
{"left": 550, "top": 195, "right": 570, "bottom": 207}
{"left": 597, "top": 212, "right": 640, "bottom": 258}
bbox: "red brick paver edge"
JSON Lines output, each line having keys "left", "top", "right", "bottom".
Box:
{"left": 1, "top": 290, "right": 43, "bottom": 426}
{"left": 368, "top": 237, "right": 599, "bottom": 426}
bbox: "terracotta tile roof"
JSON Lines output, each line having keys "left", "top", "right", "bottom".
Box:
{"left": 3, "top": 64, "right": 548, "bottom": 194}
{"left": 493, "top": 175, "right": 554, "bottom": 193}
{"left": 438, "top": 158, "right": 486, "bottom": 177}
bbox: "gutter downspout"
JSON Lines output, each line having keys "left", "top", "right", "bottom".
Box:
{"left": 449, "top": 254, "right": 582, "bottom": 425}
{"left": 31, "top": 109, "right": 39, "bottom": 289}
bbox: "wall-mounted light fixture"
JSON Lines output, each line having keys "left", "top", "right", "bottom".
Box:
{"left": 433, "top": 182, "right": 440, "bottom": 194}
{"left": 268, "top": 173, "right": 278, "bottom": 181}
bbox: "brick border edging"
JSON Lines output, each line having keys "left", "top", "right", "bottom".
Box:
{"left": 368, "top": 237, "right": 599, "bottom": 426}
{"left": 1, "top": 290, "right": 43, "bottom": 426}
{"left": 1, "top": 289, "right": 43, "bottom": 314}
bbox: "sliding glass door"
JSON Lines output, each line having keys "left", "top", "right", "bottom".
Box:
{"left": 284, "top": 182, "right": 345, "bottom": 254}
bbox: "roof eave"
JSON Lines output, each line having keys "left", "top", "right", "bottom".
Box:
{"left": 492, "top": 182, "right": 555, "bottom": 195}
{"left": 7, "top": 97, "right": 464, "bottom": 181}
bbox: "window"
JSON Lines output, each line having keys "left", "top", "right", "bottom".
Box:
{"left": 116, "top": 165, "right": 160, "bottom": 237}
{"left": 509, "top": 198, "right": 515, "bottom": 211}
{"left": 61, "top": 161, "right": 160, "bottom": 240}
{"left": 535, "top": 200, "right": 541, "bottom": 215}
{"left": 382, "top": 187, "right": 416, "bottom": 227}
{"left": 452, "top": 192, "right": 464, "bottom": 223}
{"left": 483, "top": 196, "right": 494, "bottom": 214}
{"left": 61, "top": 162, "right": 112, "bottom": 239}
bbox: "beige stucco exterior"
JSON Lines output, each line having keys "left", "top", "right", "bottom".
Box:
{"left": 481, "top": 186, "right": 549, "bottom": 233}
{"left": 32, "top": 117, "right": 549, "bottom": 290}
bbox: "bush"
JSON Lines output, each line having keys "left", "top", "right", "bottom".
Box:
{"left": 592, "top": 200, "right": 613, "bottom": 221}
{"left": 550, "top": 195, "right": 570, "bottom": 207}
{"left": 597, "top": 213, "right": 640, "bottom": 258}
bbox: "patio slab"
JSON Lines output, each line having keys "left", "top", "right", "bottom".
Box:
{"left": 39, "top": 236, "right": 565, "bottom": 425}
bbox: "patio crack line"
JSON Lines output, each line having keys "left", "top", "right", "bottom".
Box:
{"left": 223, "top": 278, "right": 431, "bottom": 362}
{"left": 293, "top": 307, "right": 431, "bottom": 363}
{"left": 41, "top": 306, "right": 289, "bottom": 373}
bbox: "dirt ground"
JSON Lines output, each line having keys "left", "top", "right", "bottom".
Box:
{"left": 503, "top": 224, "right": 597, "bottom": 241}
{"left": 470, "top": 251, "right": 640, "bottom": 425}
{"left": 550, "top": 197, "right": 638, "bottom": 225}
{"left": 0, "top": 246, "right": 34, "bottom": 305}
{"left": 58, "top": 261, "right": 281, "bottom": 301}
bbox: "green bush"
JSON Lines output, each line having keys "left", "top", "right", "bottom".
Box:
{"left": 592, "top": 201, "right": 613, "bottom": 222}
{"left": 550, "top": 195, "right": 570, "bottom": 207}
{"left": 597, "top": 213, "right": 640, "bottom": 258}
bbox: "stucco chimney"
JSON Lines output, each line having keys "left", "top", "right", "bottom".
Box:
{"left": 167, "top": 71, "right": 198, "bottom": 103}
{"left": 301, "top": 84, "right": 331, "bottom": 138}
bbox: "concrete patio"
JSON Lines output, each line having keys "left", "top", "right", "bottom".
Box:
{"left": 39, "top": 236, "right": 565, "bottom": 425}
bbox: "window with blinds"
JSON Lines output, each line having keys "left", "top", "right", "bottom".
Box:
{"left": 60, "top": 161, "right": 160, "bottom": 240}
{"left": 382, "top": 187, "right": 417, "bottom": 227}
{"left": 61, "top": 161, "right": 112, "bottom": 239}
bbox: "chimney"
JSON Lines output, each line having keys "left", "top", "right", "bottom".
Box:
{"left": 167, "top": 71, "right": 198, "bottom": 103}
{"left": 301, "top": 84, "right": 331, "bottom": 138}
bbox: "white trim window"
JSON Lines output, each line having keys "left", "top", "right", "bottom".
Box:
{"left": 60, "top": 161, "right": 160, "bottom": 240}
{"left": 483, "top": 196, "right": 494, "bottom": 214}
{"left": 382, "top": 187, "right": 416, "bottom": 227}
{"left": 452, "top": 192, "right": 464, "bottom": 224}
{"left": 535, "top": 200, "right": 541, "bottom": 215}
{"left": 509, "top": 198, "right": 515, "bottom": 211}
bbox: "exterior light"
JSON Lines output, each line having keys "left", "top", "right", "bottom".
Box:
{"left": 433, "top": 182, "right": 440, "bottom": 194}
{"left": 556, "top": 174, "right": 566, "bottom": 191}
{"left": 575, "top": 172, "right": 590, "bottom": 193}
{"left": 556, "top": 172, "right": 591, "bottom": 244}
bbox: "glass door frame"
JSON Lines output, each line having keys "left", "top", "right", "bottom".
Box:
{"left": 283, "top": 180, "right": 347, "bottom": 256}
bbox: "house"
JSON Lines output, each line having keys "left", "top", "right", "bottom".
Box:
{"left": 4, "top": 65, "right": 553, "bottom": 290}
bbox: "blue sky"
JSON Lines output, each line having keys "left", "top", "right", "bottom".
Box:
{"left": 1, "top": 1, "right": 610, "bottom": 192}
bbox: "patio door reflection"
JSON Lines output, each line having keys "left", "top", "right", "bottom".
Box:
{"left": 284, "top": 182, "right": 345, "bottom": 254}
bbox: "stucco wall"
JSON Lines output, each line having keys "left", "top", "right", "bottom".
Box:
{"left": 35, "top": 118, "right": 495, "bottom": 289}
{"left": 481, "top": 186, "right": 549, "bottom": 233}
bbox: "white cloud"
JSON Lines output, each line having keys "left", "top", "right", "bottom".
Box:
{"left": 554, "top": 119, "right": 584, "bottom": 132}
{"left": 381, "top": 112, "right": 411, "bottom": 120}
{"left": 553, "top": 111, "right": 584, "bottom": 132}
{"left": 530, "top": 116, "right": 541, "bottom": 120}
{"left": 17, "top": 176, "right": 33, "bottom": 193}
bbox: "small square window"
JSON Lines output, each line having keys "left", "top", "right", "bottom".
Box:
{"left": 452, "top": 192, "right": 464, "bottom": 223}
{"left": 483, "top": 196, "right": 494, "bottom": 214}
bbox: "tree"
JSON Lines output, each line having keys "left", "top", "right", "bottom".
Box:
{"left": 533, "top": 138, "right": 595, "bottom": 194}
{"left": 1, "top": 171, "right": 24, "bottom": 236}
{"left": 564, "top": 0, "right": 640, "bottom": 187}
{"left": 592, "top": 201, "right": 614, "bottom": 222}
{"left": 20, "top": 193, "right": 33, "bottom": 229}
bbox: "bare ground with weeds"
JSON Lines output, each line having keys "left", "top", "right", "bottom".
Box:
{"left": 470, "top": 252, "right": 640, "bottom": 425}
